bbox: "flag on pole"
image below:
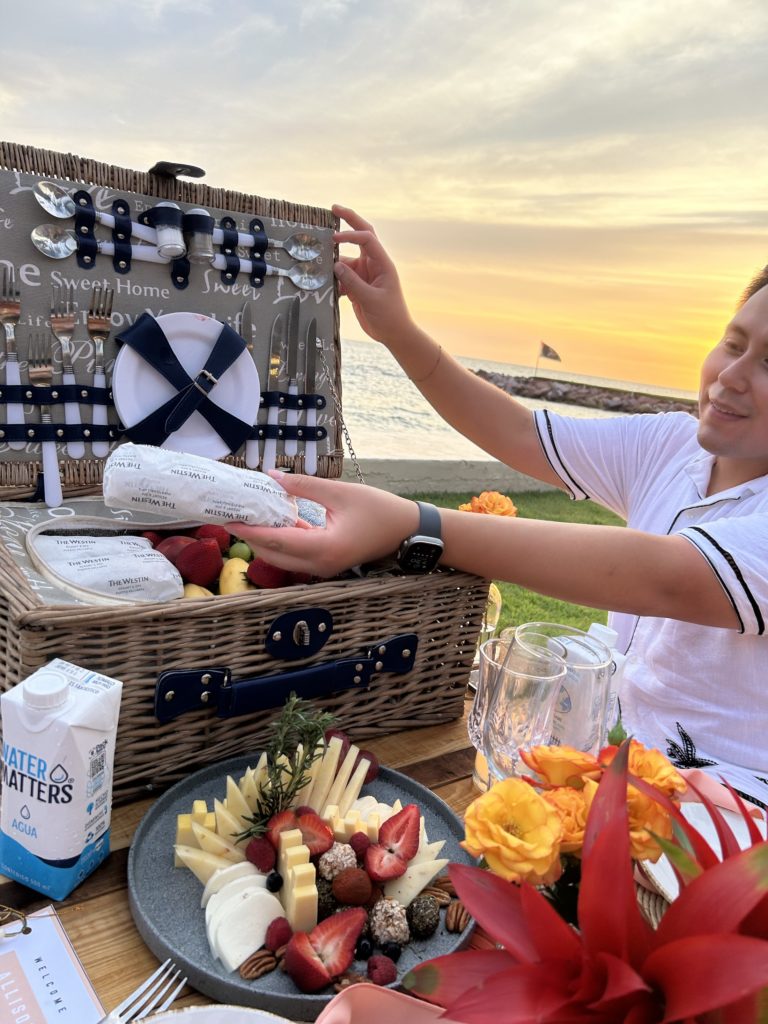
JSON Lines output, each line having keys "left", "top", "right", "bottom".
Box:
{"left": 540, "top": 341, "right": 561, "bottom": 362}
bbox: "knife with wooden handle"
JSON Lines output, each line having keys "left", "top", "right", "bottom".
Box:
{"left": 239, "top": 300, "right": 260, "bottom": 469}
{"left": 284, "top": 296, "right": 300, "bottom": 457}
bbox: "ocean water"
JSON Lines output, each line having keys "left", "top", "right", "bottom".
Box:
{"left": 339, "top": 338, "right": 697, "bottom": 461}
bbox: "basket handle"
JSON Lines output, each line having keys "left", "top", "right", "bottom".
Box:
{"left": 154, "top": 633, "right": 418, "bottom": 724}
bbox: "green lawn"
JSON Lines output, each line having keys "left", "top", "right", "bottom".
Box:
{"left": 403, "top": 489, "right": 625, "bottom": 634}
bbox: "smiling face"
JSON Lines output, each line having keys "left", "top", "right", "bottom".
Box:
{"left": 697, "top": 283, "right": 768, "bottom": 491}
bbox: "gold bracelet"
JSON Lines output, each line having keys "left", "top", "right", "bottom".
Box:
{"left": 409, "top": 345, "right": 442, "bottom": 384}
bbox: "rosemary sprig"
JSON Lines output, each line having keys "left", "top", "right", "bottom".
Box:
{"left": 238, "top": 693, "right": 335, "bottom": 841}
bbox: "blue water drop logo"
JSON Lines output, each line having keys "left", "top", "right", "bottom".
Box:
{"left": 20, "top": 805, "right": 31, "bottom": 819}
{"left": 50, "top": 764, "right": 69, "bottom": 783}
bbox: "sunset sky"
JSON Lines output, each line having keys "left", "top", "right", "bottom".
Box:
{"left": 3, "top": 0, "right": 767, "bottom": 391}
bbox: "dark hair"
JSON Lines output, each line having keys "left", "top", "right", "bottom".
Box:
{"left": 739, "top": 265, "right": 768, "bottom": 307}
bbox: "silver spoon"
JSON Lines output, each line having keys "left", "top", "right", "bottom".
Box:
{"left": 33, "top": 181, "right": 322, "bottom": 260}
{"left": 31, "top": 224, "right": 329, "bottom": 289}
{"left": 33, "top": 180, "right": 158, "bottom": 243}
{"left": 31, "top": 224, "right": 170, "bottom": 264}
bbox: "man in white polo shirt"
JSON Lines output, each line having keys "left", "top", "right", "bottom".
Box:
{"left": 232, "top": 207, "right": 768, "bottom": 805}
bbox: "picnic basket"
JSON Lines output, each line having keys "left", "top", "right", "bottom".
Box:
{"left": 0, "top": 143, "right": 489, "bottom": 802}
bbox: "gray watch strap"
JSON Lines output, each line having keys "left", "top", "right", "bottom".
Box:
{"left": 415, "top": 500, "right": 442, "bottom": 539}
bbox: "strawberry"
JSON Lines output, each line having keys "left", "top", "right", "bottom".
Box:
{"left": 156, "top": 535, "right": 196, "bottom": 565}
{"left": 296, "top": 810, "right": 334, "bottom": 858}
{"left": 264, "top": 916, "right": 293, "bottom": 952}
{"left": 266, "top": 809, "right": 299, "bottom": 850}
{"left": 247, "top": 557, "right": 290, "bottom": 589}
{"left": 283, "top": 931, "right": 332, "bottom": 993}
{"left": 364, "top": 803, "right": 420, "bottom": 882}
{"left": 193, "top": 523, "right": 231, "bottom": 553}
{"left": 175, "top": 538, "right": 224, "bottom": 586}
{"left": 244, "top": 836, "right": 276, "bottom": 872}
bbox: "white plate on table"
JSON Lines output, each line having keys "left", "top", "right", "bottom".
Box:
{"left": 113, "top": 312, "right": 259, "bottom": 460}
{"left": 128, "top": 755, "right": 474, "bottom": 1023}
{"left": 148, "top": 1008, "right": 292, "bottom": 1023}
{"left": 641, "top": 801, "right": 767, "bottom": 903}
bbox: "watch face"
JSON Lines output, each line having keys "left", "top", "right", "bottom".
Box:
{"left": 399, "top": 539, "right": 442, "bottom": 574}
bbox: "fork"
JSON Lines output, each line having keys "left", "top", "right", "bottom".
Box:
{"left": 0, "top": 265, "right": 26, "bottom": 450}
{"left": 87, "top": 281, "right": 114, "bottom": 458}
{"left": 28, "top": 333, "right": 63, "bottom": 508}
{"left": 97, "top": 958, "right": 187, "bottom": 1024}
{"left": 50, "top": 283, "right": 85, "bottom": 459}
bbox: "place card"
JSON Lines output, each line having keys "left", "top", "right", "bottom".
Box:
{"left": 0, "top": 905, "right": 104, "bottom": 1023}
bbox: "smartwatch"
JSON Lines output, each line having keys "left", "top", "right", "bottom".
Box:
{"left": 396, "top": 501, "right": 444, "bottom": 575}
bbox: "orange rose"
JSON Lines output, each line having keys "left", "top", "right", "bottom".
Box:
{"left": 462, "top": 777, "right": 563, "bottom": 885}
{"left": 601, "top": 739, "right": 687, "bottom": 800}
{"left": 520, "top": 745, "right": 602, "bottom": 789}
{"left": 543, "top": 786, "right": 589, "bottom": 855}
{"left": 458, "top": 491, "right": 518, "bottom": 516}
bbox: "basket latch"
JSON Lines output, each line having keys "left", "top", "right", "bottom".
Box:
{"left": 153, "top": 633, "right": 418, "bottom": 724}
{"left": 265, "top": 608, "right": 334, "bottom": 660}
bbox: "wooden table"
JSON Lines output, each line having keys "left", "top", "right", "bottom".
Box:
{"left": 2, "top": 700, "right": 480, "bottom": 1016}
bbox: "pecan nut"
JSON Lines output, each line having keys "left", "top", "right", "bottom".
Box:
{"left": 422, "top": 885, "right": 452, "bottom": 907}
{"left": 239, "top": 949, "right": 278, "bottom": 980}
{"left": 445, "top": 899, "right": 471, "bottom": 933}
{"left": 431, "top": 874, "right": 457, "bottom": 897}
{"left": 334, "top": 971, "right": 373, "bottom": 992}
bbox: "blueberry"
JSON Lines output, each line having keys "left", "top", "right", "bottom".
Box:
{"left": 266, "top": 870, "right": 283, "bottom": 892}
{"left": 355, "top": 937, "right": 373, "bottom": 960}
{"left": 381, "top": 941, "right": 402, "bottom": 962}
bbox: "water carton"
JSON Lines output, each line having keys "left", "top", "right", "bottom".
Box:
{"left": 0, "top": 659, "right": 122, "bottom": 900}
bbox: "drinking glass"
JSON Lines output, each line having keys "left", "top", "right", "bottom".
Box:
{"left": 467, "top": 582, "right": 503, "bottom": 692}
{"left": 471, "top": 637, "right": 566, "bottom": 785}
{"left": 506, "top": 622, "right": 613, "bottom": 756}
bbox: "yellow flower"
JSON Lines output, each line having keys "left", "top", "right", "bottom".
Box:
{"left": 543, "top": 786, "right": 589, "bottom": 855}
{"left": 461, "top": 777, "right": 563, "bottom": 885}
{"left": 458, "top": 491, "right": 518, "bottom": 516}
{"left": 582, "top": 778, "right": 673, "bottom": 862}
{"left": 601, "top": 739, "right": 687, "bottom": 799}
{"left": 520, "top": 745, "right": 602, "bottom": 789}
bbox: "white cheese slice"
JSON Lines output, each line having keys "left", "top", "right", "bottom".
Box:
{"left": 175, "top": 845, "right": 233, "bottom": 885}
{"left": 338, "top": 757, "right": 370, "bottom": 817}
{"left": 191, "top": 821, "right": 246, "bottom": 863}
{"left": 225, "top": 775, "right": 253, "bottom": 832}
{"left": 308, "top": 736, "right": 344, "bottom": 812}
{"left": 214, "top": 799, "right": 244, "bottom": 843}
{"left": 201, "top": 861, "right": 262, "bottom": 907}
{"left": 211, "top": 888, "right": 284, "bottom": 971}
{"left": 292, "top": 741, "right": 326, "bottom": 808}
{"left": 383, "top": 857, "right": 449, "bottom": 907}
{"left": 410, "top": 839, "right": 446, "bottom": 866}
{"left": 323, "top": 744, "right": 359, "bottom": 811}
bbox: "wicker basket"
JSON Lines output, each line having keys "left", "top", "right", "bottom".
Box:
{"left": 0, "top": 535, "right": 488, "bottom": 802}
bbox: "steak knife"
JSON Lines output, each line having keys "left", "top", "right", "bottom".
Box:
{"left": 283, "top": 296, "right": 301, "bottom": 457}
{"left": 239, "top": 300, "right": 260, "bottom": 468}
{"left": 304, "top": 318, "right": 318, "bottom": 476}
{"left": 262, "top": 312, "right": 284, "bottom": 472}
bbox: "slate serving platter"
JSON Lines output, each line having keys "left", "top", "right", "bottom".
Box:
{"left": 128, "top": 755, "right": 474, "bottom": 1022}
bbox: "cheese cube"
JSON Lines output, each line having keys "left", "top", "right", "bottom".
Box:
{"left": 283, "top": 861, "right": 318, "bottom": 932}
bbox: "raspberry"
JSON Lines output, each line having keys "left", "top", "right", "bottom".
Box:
{"left": 245, "top": 836, "right": 276, "bottom": 872}
{"left": 367, "top": 954, "right": 397, "bottom": 986}
{"left": 348, "top": 831, "right": 371, "bottom": 859}
{"left": 265, "top": 916, "right": 293, "bottom": 952}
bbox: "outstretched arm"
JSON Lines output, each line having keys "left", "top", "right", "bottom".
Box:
{"left": 333, "top": 205, "right": 563, "bottom": 488}
{"left": 232, "top": 472, "right": 740, "bottom": 630}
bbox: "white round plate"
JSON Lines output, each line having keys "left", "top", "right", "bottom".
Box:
{"left": 147, "top": 1007, "right": 292, "bottom": 1023}
{"left": 642, "top": 801, "right": 767, "bottom": 903}
{"left": 113, "top": 312, "right": 259, "bottom": 459}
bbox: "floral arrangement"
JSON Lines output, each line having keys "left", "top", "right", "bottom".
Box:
{"left": 403, "top": 740, "right": 768, "bottom": 1023}
{"left": 458, "top": 490, "right": 518, "bottom": 516}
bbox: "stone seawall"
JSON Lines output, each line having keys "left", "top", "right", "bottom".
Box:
{"left": 474, "top": 370, "right": 697, "bottom": 416}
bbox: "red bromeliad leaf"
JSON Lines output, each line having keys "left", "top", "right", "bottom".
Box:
{"left": 579, "top": 951, "right": 654, "bottom": 1015}
{"left": 641, "top": 933, "right": 768, "bottom": 1022}
{"left": 739, "top": 892, "right": 768, "bottom": 941}
{"left": 650, "top": 832, "right": 703, "bottom": 888}
{"left": 630, "top": 773, "right": 720, "bottom": 871}
{"left": 721, "top": 780, "right": 767, "bottom": 847}
{"left": 518, "top": 879, "right": 583, "bottom": 962}
{"left": 443, "top": 961, "right": 580, "bottom": 1023}
{"left": 684, "top": 776, "right": 742, "bottom": 860}
{"left": 449, "top": 863, "right": 563, "bottom": 962}
{"left": 401, "top": 948, "right": 513, "bottom": 1006}
{"left": 579, "top": 741, "right": 653, "bottom": 966}
{"left": 655, "top": 843, "right": 768, "bottom": 947}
